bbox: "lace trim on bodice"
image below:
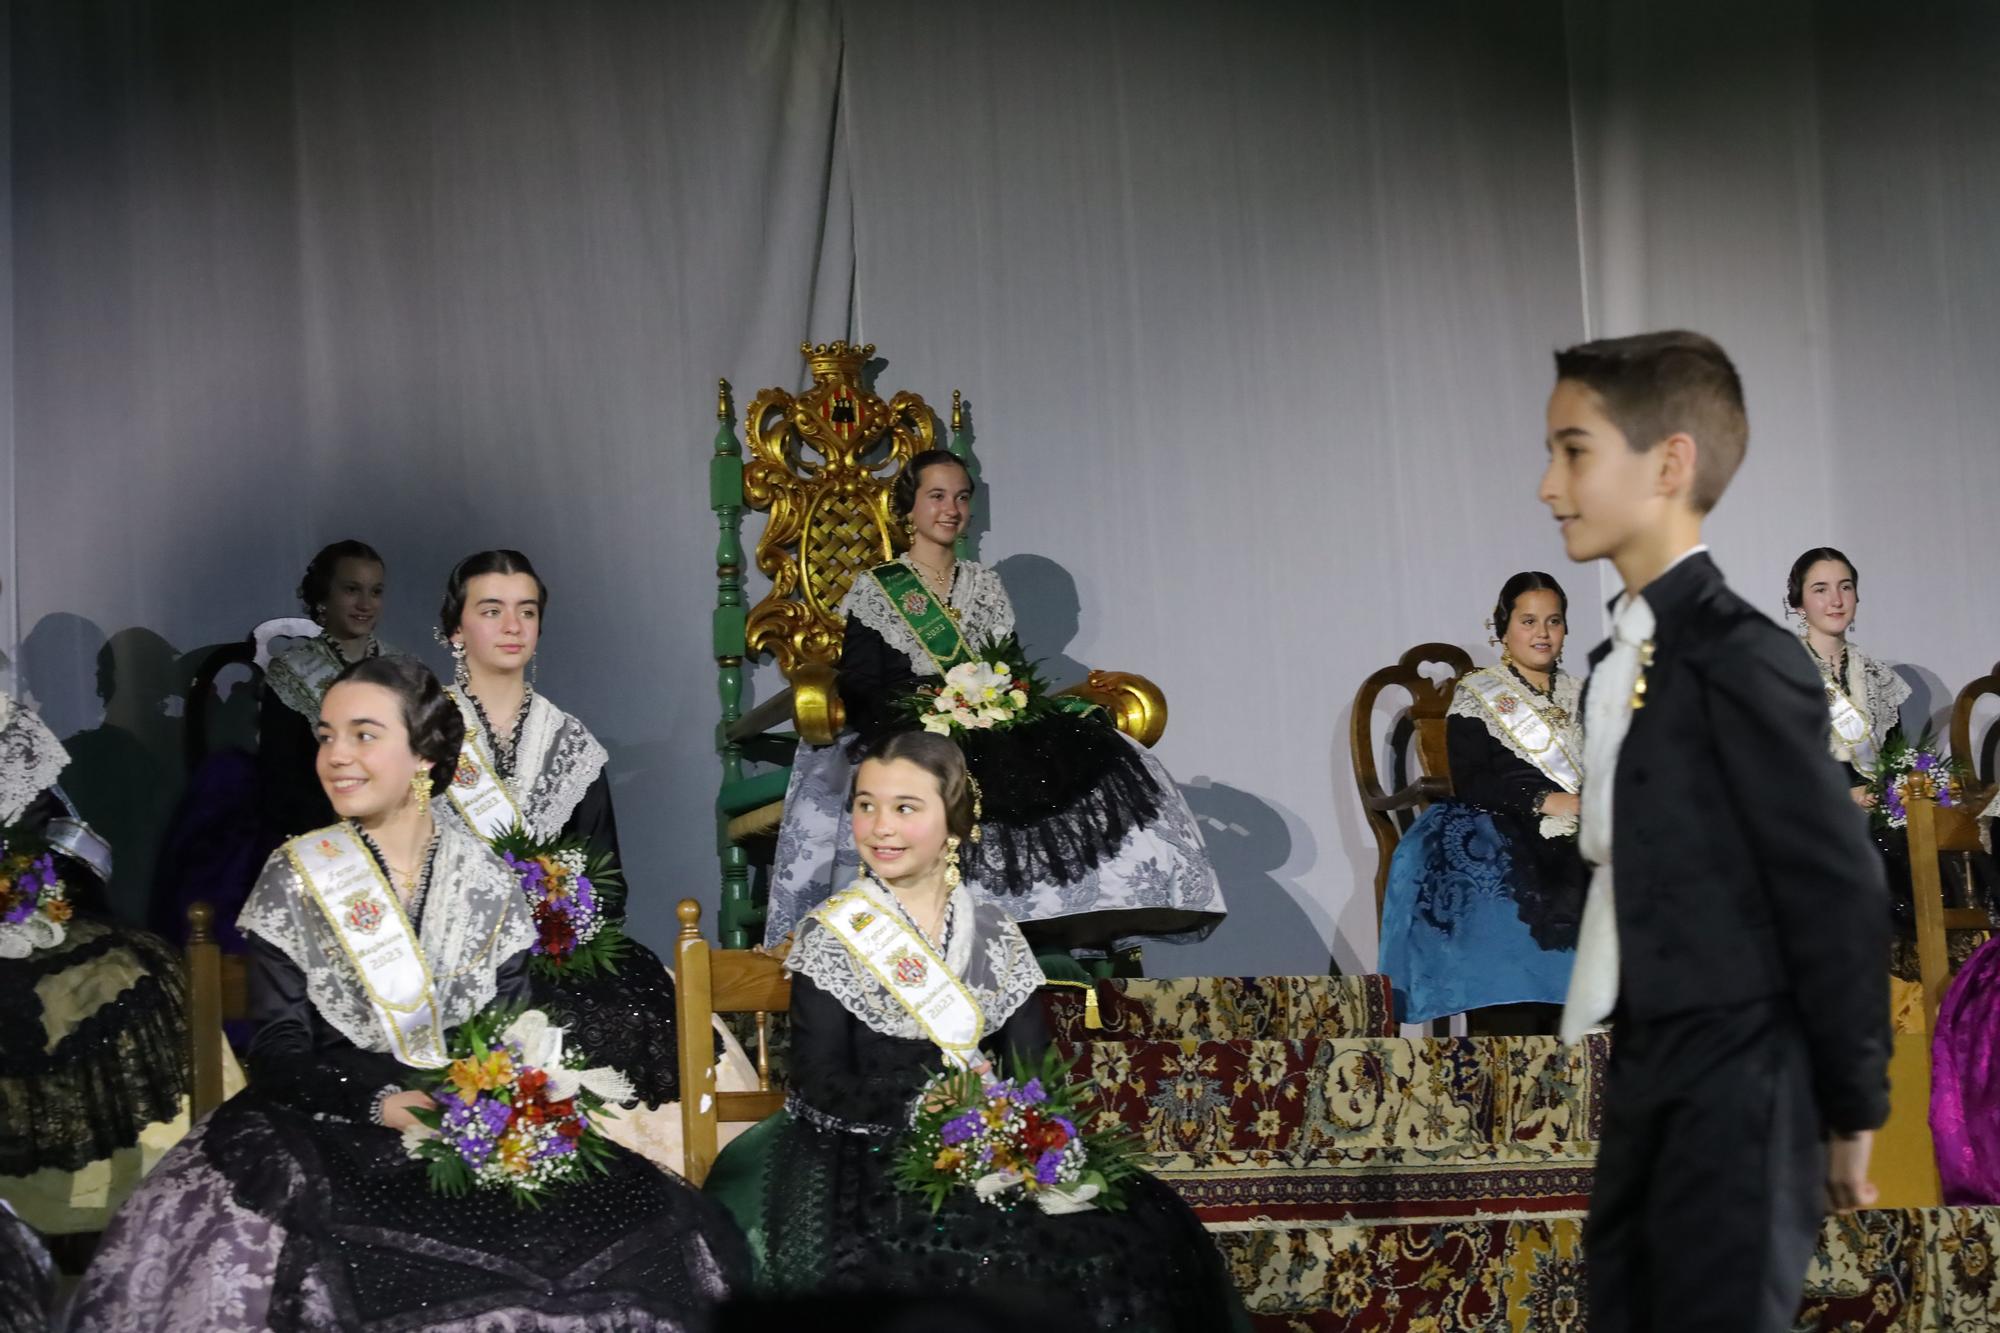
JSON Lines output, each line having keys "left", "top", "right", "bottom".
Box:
{"left": 0, "top": 695, "right": 70, "bottom": 826}
{"left": 1811, "top": 644, "right": 1911, "bottom": 752}
{"left": 786, "top": 880, "right": 1043, "bottom": 1046}
{"left": 451, "top": 690, "right": 608, "bottom": 839}
{"left": 236, "top": 819, "right": 534, "bottom": 1057}
{"left": 841, "top": 560, "right": 1017, "bottom": 675}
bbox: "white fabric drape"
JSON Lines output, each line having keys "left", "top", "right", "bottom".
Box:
{"left": 7, "top": 1, "right": 1999, "bottom": 974}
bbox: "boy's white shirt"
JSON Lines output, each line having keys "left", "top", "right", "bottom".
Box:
{"left": 1560, "top": 543, "right": 1706, "bottom": 1043}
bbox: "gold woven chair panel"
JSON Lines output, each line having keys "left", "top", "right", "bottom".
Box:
{"left": 743, "top": 341, "right": 935, "bottom": 675}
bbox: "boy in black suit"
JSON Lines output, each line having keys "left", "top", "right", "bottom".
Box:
{"left": 1538, "top": 331, "right": 1890, "bottom": 1332}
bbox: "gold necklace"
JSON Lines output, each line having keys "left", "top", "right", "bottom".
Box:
{"left": 906, "top": 556, "right": 961, "bottom": 621}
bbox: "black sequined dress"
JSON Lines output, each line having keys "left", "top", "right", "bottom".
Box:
{"left": 764, "top": 561, "right": 1226, "bottom": 953}
{"left": 515, "top": 739, "right": 686, "bottom": 1106}
{"left": 707, "top": 975, "right": 1247, "bottom": 1331}
{"left": 448, "top": 687, "right": 686, "bottom": 1106}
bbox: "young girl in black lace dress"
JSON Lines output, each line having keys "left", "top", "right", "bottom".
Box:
{"left": 707, "top": 729, "right": 1247, "bottom": 1330}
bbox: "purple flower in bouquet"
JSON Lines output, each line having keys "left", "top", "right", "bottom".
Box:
{"left": 2, "top": 895, "right": 32, "bottom": 925}
{"left": 941, "top": 1111, "right": 984, "bottom": 1147}
{"left": 1916, "top": 753, "right": 1936, "bottom": 773}
{"left": 1034, "top": 1150, "right": 1064, "bottom": 1186}
{"left": 1012, "top": 1078, "right": 1047, "bottom": 1107}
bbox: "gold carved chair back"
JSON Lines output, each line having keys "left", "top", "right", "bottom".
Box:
{"left": 742, "top": 341, "right": 936, "bottom": 676}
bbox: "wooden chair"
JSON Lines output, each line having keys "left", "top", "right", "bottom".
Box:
{"left": 709, "top": 344, "right": 1171, "bottom": 947}
{"left": 673, "top": 898, "right": 791, "bottom": 1186}
{"left": 1951, "top": 660, "right": 2000, "bottom": 792}
{"left": 1906, "top": 664, "right": 2000, "bottom": 1030}
{"left": 1349, "top": 642, "right": 1475, "bottom": 924}
{"left": 185, "top": 902, "right": 249, "bottom": 1118}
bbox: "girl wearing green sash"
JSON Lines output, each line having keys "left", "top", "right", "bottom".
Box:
{"left": 765, "top": 451, "right": 1225, "bottom": 965}
{"left": 710, "top": 730, "right": 1247, "bottom": 1330}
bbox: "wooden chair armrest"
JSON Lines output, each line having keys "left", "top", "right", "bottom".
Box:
{"left": 1366, "top": 777, "right": 1452, "bottom": 813}
{"left": 725, "top": 687, "right": 795, "bottom": 743}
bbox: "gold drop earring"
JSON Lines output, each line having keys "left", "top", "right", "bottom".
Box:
{"left": 409, "top": 769, "right": 435, "bottom": 804}
{"left": 943, "top": 834, "right": 963, "bottom": 890}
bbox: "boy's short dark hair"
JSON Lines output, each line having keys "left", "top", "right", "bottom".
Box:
{"left": 1553, "top": 330, "right": 1748, "bottom": 513}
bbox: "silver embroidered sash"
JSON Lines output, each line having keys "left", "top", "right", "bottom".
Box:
{"left": 443, "top": 689, "right": 525, "bottom": 839}
{"left": 814, "top": 877, "right": 985, "bottom": 1068}
{"left": 1824, "top": 679, "right": 1878, "bottom": 775}
{"left": 1459, "top": 669, "right": 1583, "bottom": 795}
{"left": 284, "top": 827, "right": 450, "bottom": 1068}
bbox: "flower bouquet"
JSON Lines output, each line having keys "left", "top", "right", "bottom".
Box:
{"left": 489, "top": 825, "right": 628, "bottom": 979}
{"left": 1868, "top": 725, "right": 1973, "bottom": 831}
{"left": 900, "top": 633, "right": 1058, "bottom": 737}
{"left": 893, "top": 1046, "right": 1141, "bottom": 1215}
{"left": 403, "top": 1006, "right": 632, "bottom": 1205}
{"left": 0, "top": 831, "right": 71, "bottom": 960}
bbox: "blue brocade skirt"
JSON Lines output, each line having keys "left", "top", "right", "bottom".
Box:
{"left": 1376, "top": 802, "right": 1579, "bottom": 1024}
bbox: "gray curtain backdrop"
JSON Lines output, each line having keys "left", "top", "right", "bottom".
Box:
{"left": 5, "top": 1, "right": 1995, "bottom": 975}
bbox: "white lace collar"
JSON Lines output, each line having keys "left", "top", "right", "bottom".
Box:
{"left": 787, "top": 873, "right": 1044, "bottom": 1044}
{"left": 448, "top": 688, "right": 608, "bottom": 840}
{"left": 0, "top": 694, "right": 70, "bottom": 826}
{"left": 237, "top": 817, "right": 534, "bottom": 1056}
{"left": 840, "top": 560, "right": 1017, "bottom": 676}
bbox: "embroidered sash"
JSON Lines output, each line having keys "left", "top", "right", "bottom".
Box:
{"left": 871, "top": 563, "right": 979, "bottom": 678}
{"left": 1823, "top": 677, "right": 1878, "bottom": 775}
{"left": 815, "top": 877, "right": 985, "bottom": 1068}
{"left": 284, "top": 826, "right": 450, "bottom": 1068}
{"left": 443, "top": 689, "right": 526, "bottom": 839}
{"left": 1459, "top": 669, "right": 1583, "bottom": 794}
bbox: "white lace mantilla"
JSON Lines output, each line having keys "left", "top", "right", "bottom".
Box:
{"left": 787, "top": 878, "right": 1045, "bottom": 1045}
{"left": 449, "top": 690, "right": 608, "bottom": 839}
{"left": 236, "top": 818, "right": 534, "bottom": 1056}
{"left": 0, "top": 693, "right": 70, "bottom": 825}
{"left": 1810, "top": 643, "right": 1911, "bottom": 756}
{"left": 842, "top": 559, "right": 1017, "bottom": 676}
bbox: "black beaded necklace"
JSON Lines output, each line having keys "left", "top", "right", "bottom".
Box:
{"left": 350, "top": 822, "right": 437, "bottom": 923}
{"left": 321, "top": 632, "right": 381, "bottom": 664}
{"left": 1505, "top": 661, "right": 1570, "bottom": 725}
{"left": 1805, "top": 639, "right": 1851, "bottom": 693}
{"left": 466, "top": 685, "right": 534, "bottom": 783}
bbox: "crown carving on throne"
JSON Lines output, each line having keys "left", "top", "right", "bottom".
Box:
{"left": 742, "top": 341, "right": 936, "bottom": 675}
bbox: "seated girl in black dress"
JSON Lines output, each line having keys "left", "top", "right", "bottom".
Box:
{"left": 707, "top": 729, "right": 1247, "bottom": 1331}
{"left": 259, "top": 539, "right": 392, "bottom": 840}
{"left": 70, "top": 655, "right": 746, "bottom": 1332}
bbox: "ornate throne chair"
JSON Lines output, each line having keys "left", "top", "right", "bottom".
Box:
{"left": 709, "top": 341, "right": 1170, "bottom": 948}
